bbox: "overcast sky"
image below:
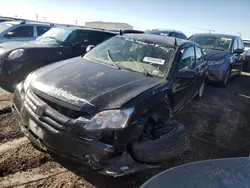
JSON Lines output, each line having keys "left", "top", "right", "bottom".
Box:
{"left": 1, "top": 0, "right": 250, "bottom": 38}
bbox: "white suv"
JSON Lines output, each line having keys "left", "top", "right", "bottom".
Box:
{"left": 0, "top": 21, "right": 53, "bottom": 43}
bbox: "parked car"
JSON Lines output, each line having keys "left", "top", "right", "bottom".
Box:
{"left": 0, "top": 21, "right": 53, "bottom": 43}
{"left": 145, "top": 29, "right": 187, "bottom": 39}
{"left": 243, "top": 40, "right": 250, "bottom": 72}
{"left": 0, "top": 27, "right": 116, "bottom": 92}
{"left": 189, "top": 33, "right": 244, "bottom": 86}
{"left": 13, "top": 34, "right": 208, "bottom": 176}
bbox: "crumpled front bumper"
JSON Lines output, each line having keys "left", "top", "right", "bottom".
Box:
{"left": 13, "top": 83, "right": 155, "bottom": 176}
{"left": 207, "top": 65, "right": 227, "bottom": 82}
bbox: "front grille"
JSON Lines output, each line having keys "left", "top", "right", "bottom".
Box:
{"left": 36, "top": 95, "right": 90, "bottom": 119}
{"left": 24, "top": 90, "right": 71, "bottom": 133}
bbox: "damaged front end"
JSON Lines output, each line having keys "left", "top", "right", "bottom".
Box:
{"left": 13, "top": 82, "right": 157, "bottom": 176}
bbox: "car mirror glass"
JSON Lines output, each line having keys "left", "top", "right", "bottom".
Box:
{"left": 86, "top": 45, "right": 95, "bottom": 53}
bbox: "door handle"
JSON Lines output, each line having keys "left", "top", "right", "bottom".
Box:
{"left": 56, "top": 52, "right": 62, "bottom": 55}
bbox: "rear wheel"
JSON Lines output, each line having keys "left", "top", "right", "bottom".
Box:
{"left": 131, "top": 119, "right": 189, "bottom": 163}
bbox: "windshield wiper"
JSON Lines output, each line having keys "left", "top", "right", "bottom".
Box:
{"left": 106, "top": 49, "right": 120, "bottom": 69}
{"left": 129, "top": 57, "right": 153, "bottom": 77}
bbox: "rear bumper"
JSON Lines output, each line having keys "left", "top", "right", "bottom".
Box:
{"left": 13, "top": 83, "right": 155, "bottom": 176}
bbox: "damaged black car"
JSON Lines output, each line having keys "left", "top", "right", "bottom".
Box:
{"left": 0, "top": 26, "right": 116, "bottom": 92}
{"left": 13, "top": 34, "right": 208, "bottom": 176}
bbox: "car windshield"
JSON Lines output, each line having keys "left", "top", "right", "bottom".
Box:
{"left": 36, "top": 27, "right": 74, "bottom": 45}
{"left": 0, "top": 22, "right": 15, "bottom": 33}
{"left": 84, "top": 36, "right": 175, "bottom": 78}
{"left": 189, "top": 35, "right": 233, "bottom": 51}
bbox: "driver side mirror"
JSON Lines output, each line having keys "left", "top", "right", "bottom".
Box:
{"left": 202, "top": 49, "right": 207, "bottom": 56}
{"left": 234, "top": 48, "right": 244, "bottom": 54}
{"left": 177, "top": 69, "right": 196, "bottom": 80}
{"left": 86, "top": 45, "right": 95, "bottom": 53}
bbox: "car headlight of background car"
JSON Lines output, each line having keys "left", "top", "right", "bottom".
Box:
{"left": 78, "top": 108, "right": 134, "bottom": 131}
{"left": 208, "top": 59, "right": 225, "bottom": 66}
{"left": 8, "top": 49, "right": 25, "bottom": 60}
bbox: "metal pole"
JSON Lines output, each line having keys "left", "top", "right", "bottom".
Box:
{"left": 75, "top": 20, "right": 77, "bottom": 26}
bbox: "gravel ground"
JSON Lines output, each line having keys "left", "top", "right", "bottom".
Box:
{"left": 0, "top": 73, "right": 250, "bottom": 188}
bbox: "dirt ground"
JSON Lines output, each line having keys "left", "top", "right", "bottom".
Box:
{"left": 0, "top": 73, "right": 250, "bottom": 188}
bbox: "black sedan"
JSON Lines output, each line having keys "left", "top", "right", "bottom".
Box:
{"left": 0, "top": 26, "right": 116, "bottom": 92}
{"left": 13, "top": 34, "right": 208, "bottom": 176}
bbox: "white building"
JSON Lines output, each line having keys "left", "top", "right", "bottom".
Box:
{"left": 85, "top": 21, "right": 133, "bottom": 30}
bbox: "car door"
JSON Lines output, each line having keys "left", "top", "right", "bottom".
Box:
{"left": 235, "top": 38, "right": 244, "bottom": 71}
{"left": 194, "top": 45, "right": 207, "bottom": 91}
{"left": 3, "top": 25, "right": 35, "bottom": 42}
{"left": 231, "top": 37, "right": 241, "bottom": 75}
{"left": 172, "top": 45, "right": 196, "bottom": 113}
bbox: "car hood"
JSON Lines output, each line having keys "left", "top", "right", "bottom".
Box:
{"left": 30, "top": 57, "right": 163, "bottom": 112}
{"left": 0, "top": 41, "right": 54, "bottom": 52}
{"left": 205, "top": 49, "right": 229, "bottom": 61}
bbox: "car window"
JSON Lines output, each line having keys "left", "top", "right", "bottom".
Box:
{"left": 232, "top": 38, "right": 238, "bottom": 51}
{"left": 37, "top": 26, "right": 51, "bottom": 36}
{"left": 238, "top": 38, "right": 244, "bottom": 49}
{"left": 75, "top": 30, "right": 89, "bottom": 45}
{"left": 175, "top": 33, "right": 185, "bottom": 39}
{"left": 170, "top": 32, "right": 176, "bottom": 37}
{"left": 195, "top": 46, "right": 204, "bottom": 64}
{"left": 6, "top": 26, "right": 34, "bottom": 38}
{"left": 178, "top": 46, "right": 196, "bottom": 71}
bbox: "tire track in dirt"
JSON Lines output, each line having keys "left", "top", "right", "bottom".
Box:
{"left": 0, "top": 137, "right": 28, "bottom": 154}
{"left": 0, "top": 141, "right": 52, "bottom": 177}
{"left": 0, "top": 162, "right": 67, "bottom": 188}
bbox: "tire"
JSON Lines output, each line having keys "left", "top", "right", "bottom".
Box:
{"left": 132, "top": 121, "right": 189, "bottom": 163}
{"left": 219, "top": 68, "right": 230, "bottom": 87}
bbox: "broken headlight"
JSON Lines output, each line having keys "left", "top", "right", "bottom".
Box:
{"left": 84, "top": 108, "right": 134, "bottom": 131}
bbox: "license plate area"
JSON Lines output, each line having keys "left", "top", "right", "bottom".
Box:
{"left": 29, "top": 119, "right": 45, "bottom": 139}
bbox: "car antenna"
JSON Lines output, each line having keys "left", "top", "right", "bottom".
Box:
{"left": 174, "top": 38, "right": 177, "bottom": 46}
{"left": 119, "top": 29, "right": 123, "bottom": 35}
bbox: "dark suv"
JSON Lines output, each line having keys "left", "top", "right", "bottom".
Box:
{"left": 145, "top": 29, "right": 187, "bottom": 39}
{"left": 0, "top": 27, "right": 116, "bottom": 92}
{"left": 13, "top": 34, "right": 207, "bottom": 176}
{"left": 189, "top": 33, "right": 244, "bottom": 86}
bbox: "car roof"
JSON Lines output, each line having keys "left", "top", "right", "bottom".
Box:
{"left": 54, "top": 26, "right": 117, "bottom": 34}
{"left": 3, "top": 20, "right": 53, "bottom": 26}
{"left": 148, "top": 29, "right": 185, "bottom": 34}
{"left": 122, "top": 33, "right": 192, "bottom": 47}
{"left": 191, "top": 33, "right": 239, "bottom": 38}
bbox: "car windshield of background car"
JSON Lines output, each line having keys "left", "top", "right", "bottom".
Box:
{"left": 191, "top": 35, "right": 232, "bottom": 51}
{"left": 145, "top": 30, "right": 171, "bottom": 37}
{"left": 84, "top": 36, "right": 175, "bottom": 78}
{"left": 36, "top": 27, "right": 74, "bottom": 44}
{"left": 0, "top": 22, "right": 15, "bottom": 33}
